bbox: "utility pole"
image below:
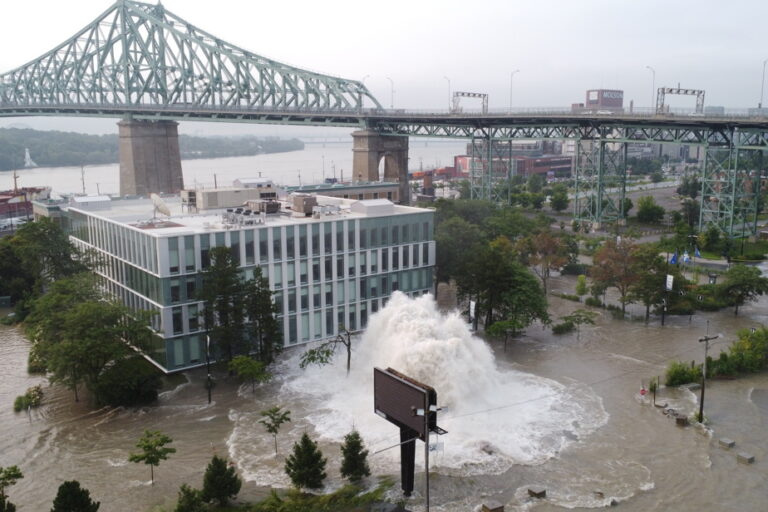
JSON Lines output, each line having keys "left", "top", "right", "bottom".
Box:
{"left": 698, "top": 321, "right": 719, "bottom": 423}
{"left": 206, "top": 334, "right": 212, "bottom": 404}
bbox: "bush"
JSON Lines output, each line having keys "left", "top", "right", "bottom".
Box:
{"left": 93, "top": 357, "right": 161, "bottom": 407}
{"left": 665, "top": 360, "right": 702, "bottom": 387}
{"left": 554, "top": 293, "right": 581, "bottom": 302}
{"left": 175, "top": 484, "right": 206, "bottom": 512}
{"left": 584, "top": 297, "right": 603, "bottom": 308}
{"left": 27, "top": 343, "right": 46, "bottom": 373}
{"left": 13, "top": 385, "right": 43, "bottom": 412}
{"left": 552, "top": 321, "right": 575, "bottom": 335}
{"left": 51, "top": 480, "right": 100, "bottom": 512}
{"left": 733, "top": 252, "right": 765, "bottom": 262}
{"left": 561, "top": 262, "right": 590, "bottom": 275}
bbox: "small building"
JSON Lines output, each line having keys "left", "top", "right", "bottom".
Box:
{"left": 50, "top": 193, "right": 434, "bottom": 373}
{"left": 285, "top": 181, "right": 400, "bottom": 203}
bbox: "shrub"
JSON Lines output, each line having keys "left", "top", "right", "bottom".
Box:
{"left": 561, "top": 262, "right": 590, "bottom": 275}
{"left": 665, "top": 360, "right": 702, "bottom": 387}
{"left": 584, "top": 297, "right": 603, "bottom": 308}
{"left": 175, "top": 484, "right": 206, "bottom": 512}
{"left": 51, "top": 480, "right": 100, "bottom": 512}
{"left": 552, "top": 321, "right": 575, "bottom": 335}
{"left": 13, "top": 385, "right": 43, "bottom": 412}
{"left": 554, "top": 293, "right": 581, "bottom": 302}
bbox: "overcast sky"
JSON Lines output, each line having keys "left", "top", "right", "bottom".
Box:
{"left": 1, "top": 0, "right": 767, "bottom": 136}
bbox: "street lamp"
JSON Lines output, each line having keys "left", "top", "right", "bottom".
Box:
{"left": 509, "top": 69, "right": 520, "bottom": 112}
{"left": 362, "top": 74, "right": 370, "bottom": 87}
{"left": 760, "top": 59, "right": 767, "bottom": 109}
{"left": 385, "top": 76, "right": 395, "bottom": 109}
{"left": 443, "top": 76, "right": 451, "bottom": 111}
{"left": 646, "top": 66, "right": 656, "bottom": 112}
{"left": 205, "top": 334, "right": 212, "bottom": 404}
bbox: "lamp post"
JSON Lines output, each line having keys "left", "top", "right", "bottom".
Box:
{"left": 697, "top": 322, "right": 719, "bottom": 423}
{"left": 646, "top": 66, "right": 656, "bottom": 112}
{"left": 362, "top": 74, "right": 370, "bottom": 87}
{"left": 443, "top": 76, "right": 451, "bottom": 111}
{"left": 385, "top": 76, "right": 394, "bottom": 109}
{"left": 509, "top": 69, "right": 520, "bottom": 112}
{"left": 760, "top": 59, "right": 767, "bottom": 109}
{"left": 205, "top": 334, "right": 212, "bottom": 404}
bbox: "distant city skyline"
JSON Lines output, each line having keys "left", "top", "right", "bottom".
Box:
{"left": 2, "top": 0, "right": 767, "bottom": 136}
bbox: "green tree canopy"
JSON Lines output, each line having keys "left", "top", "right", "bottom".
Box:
{"left": 636, "top": 196, "right": 665, "bottom": 224}
{"left": 591, "top": 238, "right": 639, "bottom": 314}
{"left": 340, "top": 430, "right": 371, "bottom": 484}
{"left": 285, "top": 433, "right": 327, "bottom": 491}
{"left": 51, "top": 480, "right": 100, "bottom": 512}
{"left": 0, "top": 466, "right": 22, "bottom": 502}
{"left": 128, "top": 430, "right": 176, "bottom": 484}
{"left": 720, "top": 264, "right": 768, "bottom": 316}
{"left": 201, "top": 455, "right": 242, "bottom": 507}
{"left": 229, "top": 355, "right": 270, "bottom": 393}
{"left": 259, "top": 406, "right": 291, "bottom": 456}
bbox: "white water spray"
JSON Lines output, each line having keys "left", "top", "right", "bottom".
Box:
{"left": 275, "top": 292, "right": 608, "bottom": 476}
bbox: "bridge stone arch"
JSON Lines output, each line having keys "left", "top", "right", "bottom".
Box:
{"left": 352, "top": 129, "right": 410, "bottom": 203}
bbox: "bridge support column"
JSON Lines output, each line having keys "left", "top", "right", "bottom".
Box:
{"left": 119, "top": 119, "right": 184, "bottom": 196}
{"left": 352, "top": 129, "right": 409, "bottom": 204}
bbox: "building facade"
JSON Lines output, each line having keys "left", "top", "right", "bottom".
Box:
{"left": 60, "top": 195, "right": 435, "bottom": 373}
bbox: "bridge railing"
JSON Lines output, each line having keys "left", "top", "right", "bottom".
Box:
{"left": 1, "top": 101, "right": 767, "bottom": 121}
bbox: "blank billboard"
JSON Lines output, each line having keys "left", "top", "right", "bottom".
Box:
{"left": 374, "top": 367, "right": 436, "bottom": 441}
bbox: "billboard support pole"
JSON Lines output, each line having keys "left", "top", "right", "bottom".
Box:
{"left": 424, "top": 402, "right": 430, "bottom": 512}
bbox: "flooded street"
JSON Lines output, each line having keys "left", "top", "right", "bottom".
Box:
{"left": 2, "top": 276, "right": 768, "bottom": 511}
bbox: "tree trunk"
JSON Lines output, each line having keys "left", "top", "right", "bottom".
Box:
{"left": 150, "top": 464, "right": 154, "bottom": 484}
{"left": 274, "top": 435, "right": 278, "bottom": 457}
{"left": 645, "top": 304, "right": 650, "bottom": 323}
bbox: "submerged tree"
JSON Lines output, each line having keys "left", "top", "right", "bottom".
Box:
{"left": 340, "top": 430, "right": 371, "bottom": 484}
{"left": 259, "top": 406, "right": 291, "bottom": 457}
{"left": 299, "top": 327, "right": 353, "bottom": 375}
{"left": 201, "top": 455, "right": 242, "bottom": 507}
{"left": 285, "top": 433, "right": 327, "bottom": 491}
{"left": 228, "top": 355, "right": 270, "bottom": 393}
{"left": 720, "top": 264, "right": 768, "bottom": 316}
{"left": 128, "top": 430, "right": 176, "bottom": 484}
{"left": 51, "top": 480, "right": 100, "bottom": 512}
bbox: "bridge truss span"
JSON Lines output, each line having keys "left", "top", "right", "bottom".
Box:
{"left": 0, "top": 0, "right": 380, "bottom": 114}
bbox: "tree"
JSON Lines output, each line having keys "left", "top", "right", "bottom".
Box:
{"left": 128, "top": 430, "right": 176, "bottom": 484}
{"left": 518, "top": 231, "right": 568, "bottom": 294}
{"left": 0, "top": 466, "right": 22, "bottom": 503}
{"left": 300, "top": 328, "right": 353, "bottom": 375}
{"left": 51, "top": 480, "right": 100, "bottom": 512}
{"left": 622, "top": 197, "right": 634, "bottom": 218}
{"left": 198, "top": 247, "right": 247, "bottom": 363}
{"left": 628, "top": 244, "right": 667, "bottom": 322}
{"left": 174, "top": 485, "right": 206, "bottom": 512}
{"left": 243, "top": 268, "right": 281, "bottom": 364}
{"left": 650, "top": 171, "right": 664, "bottom": 183}
{"left": 0, "top": 496, "right": 16, "bottom": 512}
{"left": 720, "top": 264, "right": 768, "bottom": 316}
{"left": 340, "top": 430, "right": 371, "bottom": 484}
{"left": 434, "top": 216, "right": 484, "bottom": 285}
{"left": 550, "top": 184, "right": 569, "bottom": 213}
{"left": 591, "top": 238, "right": 639, "bottom": 314}
{"left": 636, "top": 196, "right": 665, "bottom": 224}
{"left": 561, "top": 309, "right": 597, "bottom": 341}
{"left": 680, "top": 199, "right": 700, "bottom": 228}
{"left": 201, "top": 455, "right": 242, "bottom": 507}
{"left": 259, "top": 406, "right": 291, "bottom": 456}
{"left": 575, "top": 275, "right": 588, "bottom": 296}
{"left": 229, "top": 355, "right": 270, "bottom": 393}
{"left": 527, "top": 173, "right": 545, "bottom": 194}
{"left": 285, "top": 433, "right": 327, "bottom": 491}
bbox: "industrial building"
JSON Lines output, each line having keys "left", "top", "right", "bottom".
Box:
{"left": 36, "top": 189, "right": 435, "bottom": 373}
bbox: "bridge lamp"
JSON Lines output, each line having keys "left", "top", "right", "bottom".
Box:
{"left": 443, "top": 76, "right": 451, "bottom": 111}
{"left": 509, "top": 69, "right": 520, "bottom": 112}
{"left": 362, "top": 75, "right": 370, "bottom": 86}
{"left": 646, "top": 66, "right": 656, "bottom": 111}
{"left": 386, "top": 76, "right": 395, "bottom": 109}
{"left": 760, "top": 59, "right": 767, "bottom": 109}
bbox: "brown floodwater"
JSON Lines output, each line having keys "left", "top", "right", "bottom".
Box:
{"left": 2, "top": 276, "right": 768, "bottom": 511}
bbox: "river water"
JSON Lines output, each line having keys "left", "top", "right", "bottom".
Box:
{"left": 0, "top": 140, "right": 465, "bottom": 195}
{"left": 3, "top": 274, "right": 768, "bottom": 511}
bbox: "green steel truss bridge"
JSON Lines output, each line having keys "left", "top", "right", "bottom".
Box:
{"left": 1, "top": 0, "right": 768, "bottom": 237}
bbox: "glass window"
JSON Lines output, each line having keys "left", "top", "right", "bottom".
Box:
{"left": 288, "top": 289, "right": 297, "bottom": 313}
{"left": 360, "top": 302, "right": 368, "bottom": 328}
{"left": 348, "top": 226, "right": 355, "bottom": 251}
{"left": 172, "top": 307, "right": 183, "bottom": 335}
{"left": 402, "top": 224, "right": 409, "bottom": 243}
{"left": 230, "top": 232, "right": 240, "bottom": 265}
{"left": 380, "top": 276, "right": 388, "bottom": 296}
{"left": 382, "top": 250, "right": 388, "bottom": 272}
{"left": 200, "top": 236, "right": 210, "bottom": 269}
{"left": 312, "top": 225, "right": 320, "bottom": 256}
{"left": 189, "top": 335, "right": 201, "bottom": 363}
{"left": 393, "top": 249, "right": 399, "bottom": 270}
{"left": 300, "top": 261, "right": 308, "bottom": 285}
{"left": 286, "top": 226, "right": 295, "bottom": 260}
{"left": 348, "top": 305, "right": 357, "bottom": 331}
{"left": 289, "top": 316, "right": 297, "bottom": 344}
{"left": 301, "top": 288, "right": 309, "bottom": 311}
{"left": 336, "top": 221, "right": 344, "bottom": 252}
{"left": 371, "top": 251, "right": 378, "bottom": 273}
{"left": 173, "top": 338, "right": 185, "bottom": 367}
{"left": 301, "top": 313, "right": 310, "bottom": 341}
{"left": 360, "top": 278, "right": 368, "bottom": 300}
{"left": 287, "top": 262, "right": 295, "bottom": 287}
{"left": 370, "top": 227, "right": 378, "bottom": 247}
{"left": 313, "top": 285, "right": 321, "bottom": 309}
{"left": 360, "top": 228, "right": 367, "bottom": 249}
{"left": 348, "top": 254, "right": 356, "bottom": 277}
{"left": 324, "top": 257, "right": 332, "bottom": 281}
{"left": 299, "top": 225, "right": 307, "bottom": 257}
{"left": 392, "top": 225, "right": 399, "bottom": 244}
{"left": 245, "top": 230, "right": 255, "bottom": 265}
{"left": 185, "top": 235, "right": 195, "bottom": 272}
{"left": 403, "top": 246, "right": 409, "bottom": 268}
{"left": 274, "top": 291, "right": 283, "bottom": 315}
{"left": 188, "top": 304, "right": 199, "bottom": 331}
{"left": 348, "top": 280, "right": 357, "bottom": 301}
{"left": 314, "top": 311, "right": 322, "bottom": 339}
{"left": 337, "top": 308, "right": 345, "bottom": 332}
{"left": 170, "top": 278, "right": 180, "bottom": 303}
{"left": 259, "top": 230, "right": 268, "bottom": 262}
{"left": 423, "top": 221, "right": 430, "bottom": 240}
{"left": 423, "top": 243, "right": 429, "bottom": 265}
{"left": 326, "top": 309, "right": 334, "bottom": 336}
{"left": 272, "top": 228, "right": 282, "bottom": 260}
{"left": 312, "top": 259, "right": 320, "bottom": 282}
{"left": 273, "top": 264, "right": 283, "bottom": 289}
{"left": 337, "top": 257, "right": 344, "bottom": 279}
{"left": 169, "top": 237, "right": 180, "bottom": 274}
{"left": 324, "top": 224, "right": 332, "bottom": 254}
{"left": 336, "top": 281, "right": 345, "bottom": 304}
{"left": 359, "top": 252, "right": 367, "bottom": 275}
{"left": 325, "top": 284, "right": 332, "bottom": 306}
{"left": 381, "top": 226, "right": 388, "bottom": 245}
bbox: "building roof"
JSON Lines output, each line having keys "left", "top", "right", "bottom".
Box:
{"left": 66, "top": 194, "right": 430, "bottom": 237}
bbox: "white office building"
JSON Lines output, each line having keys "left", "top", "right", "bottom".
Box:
{"left": 63, "top": 194, "right": 435, "bottom": 373}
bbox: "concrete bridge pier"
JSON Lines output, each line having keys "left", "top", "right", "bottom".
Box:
{"left": 118, "top": 119, "right": 184, "bottom": 196}
{"left": 352, "top": 129, "right": 409, "bottom": 204}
